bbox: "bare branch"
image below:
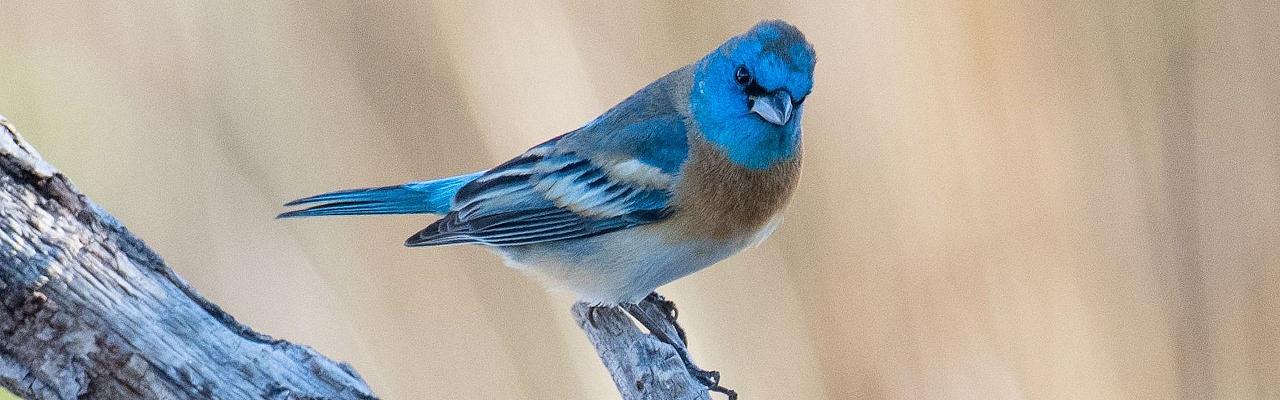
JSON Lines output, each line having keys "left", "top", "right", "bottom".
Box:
{"left": 0, "top": 116, "right": 376, "bottom": 400}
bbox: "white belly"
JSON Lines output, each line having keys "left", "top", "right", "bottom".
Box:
{"left": 495, "top": 215, "right": 782, "bottom": 304}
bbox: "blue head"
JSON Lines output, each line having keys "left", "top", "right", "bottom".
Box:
{"left": 690, "top": 20, "right": 816, "bottom": 170}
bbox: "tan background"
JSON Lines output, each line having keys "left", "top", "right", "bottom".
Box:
{"left": 2, "top": 1, "right": 1278, "bottom": 399}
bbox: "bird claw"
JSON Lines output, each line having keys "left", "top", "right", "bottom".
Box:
{"left": 687, "top": 366, "right": 737, "bottom": 399}
{"left": 713, "top": 385, "right": 739, "bottom": 400}
{"left": 689, "top": 367, "right": 719, "bottom": 386}
{"left": 646, "top": 292, "right": 679, "bottom": 321}
{"left": 643, "top": 292, "right": 688, "bottom": 344}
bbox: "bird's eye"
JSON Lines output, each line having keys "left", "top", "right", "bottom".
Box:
{"left": 734, "top": 66, "right": 753, "bottom": 86}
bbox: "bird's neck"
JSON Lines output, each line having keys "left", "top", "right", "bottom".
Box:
{"left": 692, "top": 114, "right": 801, "bottom": 170}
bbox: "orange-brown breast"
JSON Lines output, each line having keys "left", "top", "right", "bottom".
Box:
{"left": 670, "top": 138, "right": 801, "bottom": 240}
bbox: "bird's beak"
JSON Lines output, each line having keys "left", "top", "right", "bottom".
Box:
{"left": 750, "top": 91, "right": 794, "bottom": 126}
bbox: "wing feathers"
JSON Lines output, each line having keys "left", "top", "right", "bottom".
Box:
{"left": 406, "top": 151, "right": 674, "bottom": 247}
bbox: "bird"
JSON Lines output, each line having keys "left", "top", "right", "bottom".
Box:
{"left": 281, "top": 19, "right": 814, "bottom": 303}
{"left": 279, "top": 20, "right": 814, "bottom": 394}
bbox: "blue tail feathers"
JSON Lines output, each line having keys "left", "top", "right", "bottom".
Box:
{"left": 278, "top": 171, "right": 484, "bottom": 218}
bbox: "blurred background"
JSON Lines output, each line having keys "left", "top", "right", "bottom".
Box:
{"left": 1, "top": 1, "right": 1277, "bottom": 399}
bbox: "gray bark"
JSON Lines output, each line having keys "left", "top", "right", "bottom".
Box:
{"left": 0, "top": 117, "right": 375, "bottom": 400}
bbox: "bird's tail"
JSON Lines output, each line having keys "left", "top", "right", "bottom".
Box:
{"left": 277, "top": 171, "right": 484, "bottom": 218}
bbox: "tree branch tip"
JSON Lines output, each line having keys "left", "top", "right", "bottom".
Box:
{"left": 0, "top": 117, "right": 58, "bottom": 179}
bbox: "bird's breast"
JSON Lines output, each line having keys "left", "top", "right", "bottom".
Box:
{"left": 670, "top": 138, "right": 801, "bottom": 241}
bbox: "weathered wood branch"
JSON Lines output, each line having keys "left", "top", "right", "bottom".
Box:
{"left": 0, "top": 117, "right": 375, "bottom": 399}
{"left": 571, "top": 302, "right": 717, "bottom": 400}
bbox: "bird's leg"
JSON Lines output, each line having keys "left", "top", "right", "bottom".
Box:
{"left": 623, "top": 293, "right": 737, "bottom": 399}
{"left": 621, "top": 302, "right": 716, "bottom": 384}
{"left": 643, "top": 292, "right": 688, "bottom": 344}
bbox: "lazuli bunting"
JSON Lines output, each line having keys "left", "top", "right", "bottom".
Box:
{"left": 281, "top": 20, "right": 815, "bottom": 307}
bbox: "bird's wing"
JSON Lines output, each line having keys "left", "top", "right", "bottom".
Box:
{"left": 406, "top": 129, "right": 685, "bottom": 247}
{"left": 406, "top": 66, "right": 694, "bottom": 247}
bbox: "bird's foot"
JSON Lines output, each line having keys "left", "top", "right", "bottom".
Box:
{"left": 643, "top": 292, "right": 687, "bottom": 344}
{"left": 669, "top": 345, "right": 737, "bottom": 400}
{"left": 686, "top": 366, "right": 736, "bottom": 399}
{"left": 626, "top": 293, "right": 737, "bottom": 399}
